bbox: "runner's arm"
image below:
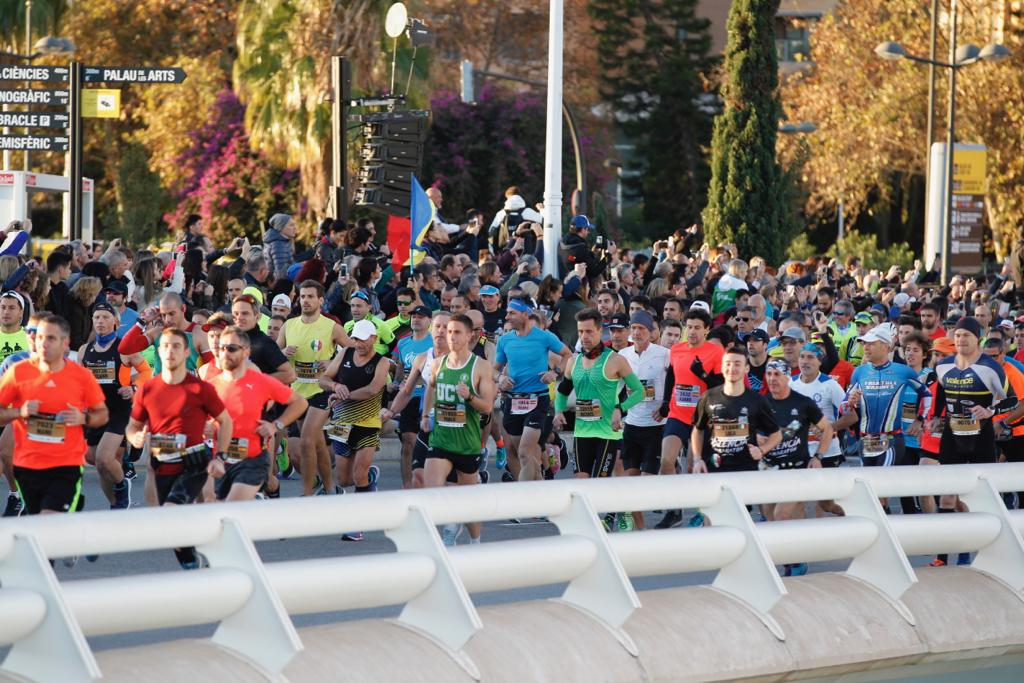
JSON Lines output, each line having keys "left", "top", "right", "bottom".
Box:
{"left": 118, "top": 322, "right": 152, "bottom": 355}
{"left": 125, "top": 417, "right": 148, "bottom": 448}
{"left": 659, "top": 363, "right": 676, "bottom": 418}
{"left": 387, "top": 355, "right": 424, "bottom": 415}
{"left": 421, "top": 357, "right": 442, "bottom": 419}
{"left": 276, "top": 390, "right": 309, "bottom": 428}
{"left": 269, "top": 360, "right": 297, "bottom": 386}
{"left": 470, "top": 358, "right": 496, "bottom": 415}
{"left": 810, "top": 415, "right": 834, "bottom": 458}
{"left": 212, "top": 410, "right": 233, "bottom": 455}
{"left": 318, "top": 355, "right": 344, "bottom": 394}
{"left": 333, "top": 323, "right": 353, "bottom": 348}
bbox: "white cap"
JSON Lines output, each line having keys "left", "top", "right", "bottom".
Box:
{"left": 351, "top": 319, "right": 377, "bottom": 341}
{"left": 272, "top": 294, "right": 291, "bottom": 309}
{"left": 689, "top": 300, "right": 711, "bottom": 314}
{"left": 858, "top": 325, "right": 892, "bottom": 346}
{"left": 893, "top": 292, "right": 912, "bottom": 307}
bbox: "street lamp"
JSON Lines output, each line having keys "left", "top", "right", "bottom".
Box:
{"left": 875, "top": 0, "right": 1009, "bottom": 284}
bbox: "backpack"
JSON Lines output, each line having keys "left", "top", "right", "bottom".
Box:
{"left": 491, "top": 207, "right": 525, "bottom": 252}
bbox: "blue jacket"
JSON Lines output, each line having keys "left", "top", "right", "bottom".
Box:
{"left": 262, "top": 227, "right": 294, "bottom": 280}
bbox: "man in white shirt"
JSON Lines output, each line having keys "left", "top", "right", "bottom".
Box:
{"left": 619, "top": 311, "right": 671, "bottom": 530}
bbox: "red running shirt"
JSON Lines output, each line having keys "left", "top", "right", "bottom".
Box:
{"left": 667, "top": 342, "right": 724, "bottom": 424}
{"left": 131, "top": 374, "right": 225, "bottom": 450}
{"left": 209, "top": 368, "right": 293, "bottom": 458}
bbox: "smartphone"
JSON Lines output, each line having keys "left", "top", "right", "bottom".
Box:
{"left": 339, "top": 264, "right": 348, "bottom": 277}
{"left": 595, "top": 235, "right": 604, "bottom": 247}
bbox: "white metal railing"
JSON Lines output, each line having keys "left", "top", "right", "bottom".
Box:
{"left": 2, "top": 464, "right": 1024, "bottom": 682}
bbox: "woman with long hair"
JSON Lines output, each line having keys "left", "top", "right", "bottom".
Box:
{"left": 537, "top": 275, "right": 563, "bottom": 311}
{"left": 68, "top": 276, "right": 103, "bottom": 349}
{"left": 133, "top": 257, "right": 163, "bottom": 310}
{"left": 206, "top": 263, "right": 229, "bottom": 309}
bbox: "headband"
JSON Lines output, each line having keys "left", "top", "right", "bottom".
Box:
{"left": 507, "top": 299, "right": 532, "bottom": 314}
{"left": 766, "top": 358, "right": 791, "bottom": 374}
{"left": 801, "top": 343, "right": 824, "bottom": 360}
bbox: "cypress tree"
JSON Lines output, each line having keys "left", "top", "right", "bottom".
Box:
{"left": 589, "top": 0, "right": 716, "bottom": 237}
{"left": 702, "top": 0, "right": 790, "bottom": 264}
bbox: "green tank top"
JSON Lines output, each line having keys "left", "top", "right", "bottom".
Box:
{"left": 572, "top": 348, "right": 622, "bottom": 441}
{"left": 429, "top": 353, "right": 481, "bottom": 456}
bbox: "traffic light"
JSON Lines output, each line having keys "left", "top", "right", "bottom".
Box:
{"left": 354, "top": 110, "right": 429, "bottom": 216}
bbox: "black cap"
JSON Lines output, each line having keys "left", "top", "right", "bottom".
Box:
{"left": 92, "top": 302, "right": 117, "bottom": 317}
{"left": 606, "top": 313, "right": 630, "bottom": 329}
{"left": 410, "top": 305, "right": 432, "bottom": 318}
{"left": 791, "top": 275, "right": 816, "bottom": 288}
{"left": 103, "top": 280, "right": 128, "bottom": 295}
{"left": 743, "top": 328, "right": 770, "bottom": 344}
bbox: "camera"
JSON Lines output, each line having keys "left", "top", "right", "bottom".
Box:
{"left": 339, "top": 263, "right": 348, "bottom": 277}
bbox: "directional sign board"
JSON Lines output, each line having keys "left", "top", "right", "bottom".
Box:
{"left": 83, "top": 66, "right": 186, "bottom": 84}
{"left": 0, "top": 112, "right": 70, "bottom": 129}
{"left": 0, "top": 89, "right": 69, "bottom": 106}
{"left": 0, "top": 135, "right": 69, "bottom": 151}
{"left": 0, "top": 65, "right": 69, "bottom": 83}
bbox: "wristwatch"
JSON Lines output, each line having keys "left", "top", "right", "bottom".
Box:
{"left": 274, "top": 419, "right": 285, "bottom": 431}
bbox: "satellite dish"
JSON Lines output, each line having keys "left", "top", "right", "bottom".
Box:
{"left": 385, "top": 3, "right": 408, "bottom": 39}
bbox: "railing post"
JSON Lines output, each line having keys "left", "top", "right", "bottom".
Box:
{"left": 961, "top": 475, "right": 1024, "bottom": 592}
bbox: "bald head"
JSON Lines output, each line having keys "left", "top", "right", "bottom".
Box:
{"left": 466, "top": 309, "right": 484, "bottom": 331}
{"left": 425, "top": 187, "right": 442, "bottom": 207}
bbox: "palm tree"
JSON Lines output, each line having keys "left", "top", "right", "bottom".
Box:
{"left": 234, "top": 0, "right": 391, "bottom": 223}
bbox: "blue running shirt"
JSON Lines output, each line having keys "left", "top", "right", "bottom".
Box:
{"left": 495, "top": 326, "right": 566, "bottom": 394}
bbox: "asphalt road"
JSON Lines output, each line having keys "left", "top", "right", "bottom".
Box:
{"left": 33, "top": 445, "right": 946, "bottom": 653}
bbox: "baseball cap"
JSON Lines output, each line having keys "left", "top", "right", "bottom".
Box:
{"left": 272, "top": 294, "right": 291, "bottom": 309}
{"left": 689, "top": 300, "right": 711, "bottom": 314}
{"left": 998, "top": 319, "right": 1014, "bottom": 331}
{"left": 744, "top": 329, "right": 770, "bottom": 344}
{"left": 780, "top": 327, "right": 806, "bottom": 343}
{"left": 933, "top": 337, "right": 955, "bottom": 355}
{"left": 350, "top": 319, "right": 377, "bottom": 341}
{"left": 410, "top": 305, "right": 432, "bottom": 318}
{"left": 103, "top": 280, "right": 128, "bottom": 295}
{"left": 858, "top": 326, "right": 893, "bottom": 345}
{"left": 893, "top": 292, "right": 912, "bottom": 307}
{"left": 480, "top": 285, "right": 500, "bottom": 297}
{"left": 629, "top": 310, "right": 655, "bottom": 331}
{"left": 91, "top": 301, "right": 116, "bottom": 317}
{"left": 854, "top": 312, "right": 873, "bottom": 325}
{"left": 242, "top": 286, "right": 264, "bottom": 305}
{"left": 569, "top": 215, "right": 595, "bottom": 230}
{"left": 606, "top": 313, "right": 629, "bottom": 330}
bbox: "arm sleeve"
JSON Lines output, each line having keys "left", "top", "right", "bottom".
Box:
{"left": 118, "top": 323, "right": 150, "bottom": 355}
{"left": 660, "top": 363, "right": 676, "bottom": 417}
{"left": 0, "top": 231, "right": 28, "bottom": 256}
{"left": 820, "top": 332, "right": 840, "bottom": 373}
{"left": 3, "top": 264, "right": 29, "bottom": 291}
{"left": 132, "top": 359, "right": 152, "bottom": 388}
{"left": 554, "top": 376, "right": 574, "bottom": 412}
{"left": 619, "top": 372, "right": 645, "bottom": 412}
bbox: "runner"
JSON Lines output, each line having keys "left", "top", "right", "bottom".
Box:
{"left": 196, "top": 313, "right": 231, "bottom": 381}
{"left": 762, "top": 357, "right": 833, "bottom": 575}
{"left": 126, "top": 327, "right": 233, "bottom": 569}
{"left": 420, "top": 313, "right": 496, "bottom": 545}
{"left": 320, "top": 319, "right": 390, "bottom": 540}
{"left": 494, "top": 296, "right": 571, "bottom": 482}
{"left": 619, "top": 310, "right": 670, "bottom": 530}
{"left": 382, "top": 310, "right": 451, "bottom": 489}
{"left": 279, "top": 280, "right": 349, "bottom": 496}
{"left": 344, "top": 290, "right": 394, "bottom": 356}
{"left": 0, "top": 290, "right": 29, "bottom": 364}
{"left": 744, "top": 329, "right": 770, "bottom": 392}
{"left": 389, "top": 304, "right": 433, "bottom": 488}
{"left": 552, "top": 308, "right": 644, "bottom": 485}
{"left": 657, "top": 307, "right": 724, "bottom": 529}
{"left": 0, "top": 315, "right": 108, "bottom": 521}
{"left": 208, "top": 326, "right": 308, "bottom": 501}
{"left": 0, "top": 303, "right": 39, "bottom": 516}
{"left": 118, "top": 292, "right": 212, "bottom": 373}
{"left": 983, "top": 336, "right": 1024, "bottom": 510}
{"left": 79, "top": 302, "right": 151, "bottom": 509}
{"left": 897, "top": 332, "right": 935, "bottom": 515}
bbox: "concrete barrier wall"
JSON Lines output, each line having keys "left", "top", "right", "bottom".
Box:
{"left": 90, "top": 568, "right": 1024, "bottom": 683}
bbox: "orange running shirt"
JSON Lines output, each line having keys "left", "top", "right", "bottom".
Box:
{"left": 0, "top": 359, "right": 106, "bottom": 469}
{"left": 209, "top": 368, "right": 293, "bottom": 458}
{"left": 667, "top": 342, "right": 724, "bottom": 424}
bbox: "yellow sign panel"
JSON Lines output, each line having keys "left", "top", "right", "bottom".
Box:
{"left": 82, "top": 89, "right": 121, "bottom": 119}
{"left": 953, "top": 148, "right": 986, "bottom": 195}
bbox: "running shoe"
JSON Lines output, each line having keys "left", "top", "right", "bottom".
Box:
{"left": 495, "top": 445, "right": 508, "bottom": 470}
{"left": 601, "top": 515, "right": 612, "bottom": 533}
{"left": 501, "top": 469, "right": 515, "bottom": 483}
{"left": 616, "top": 513, "right": 634, "bottom": 533}
{"left": 956, "top": 552, "right": 971, "bottom": 566}
{"left": 276, "top": 440, "right": 290, "bottom": 475}
{"left": 655, "top": 509, "right": 683, "bottom": 529}
{"left": 789, "top": 562, "right": 808, "bottom": 576}
{"left": 1002, "top": 492, "right": 1018, "bottom": 510}
{"left": 3, "top": 492, "right": 22, "bottom": 517}
{"left": 479, "top": 470, "right": 490, "bottom": 484}
{"left": 254, "top": 491, "right": 267, "bottom": 501}
{"left": 86, "top": 554, "right": 99, "bottom": 563}
{"left": 367, "top": 464, "right": 380, "bottom": 492}
{"left": 122, "top": 459, "right": 136, "bottom": 480}
{"left": 602, "top": 512, "right": 616, "bottom": 532}
{"left": 62, "top": 556, "right": 79, "bottom": 568}
{"left": 928, "top": 557, "right": 947, "bottom": 567}
{"left": 341, "top": 532, "right": 364, "bottom": 542}
{"left": 441, "top": 523, "right": 463, "bottom": 547}
{"left": 687, "top": 512, "right": 706, "bottom": 528}
{"left": 180, "top": 554, "right": 209, "bottom": 571}
{"left": 478, "top": 448, "right": 489, "bottom": 474}
{"left": 111, "top": 478, "right": 131, "bottom": 510}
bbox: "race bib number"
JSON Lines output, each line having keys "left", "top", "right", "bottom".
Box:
{"left": 674, "top": 384, "right": 700, "bottom": 408}
{"left": 324, "top": 422, "right": 353, "bottom": 443}
{"left": 151, "top": 433, "right": 187, "bottom": 462}
{"left": 861, "top": 434, "right": 889, "bottom": 457}
{"left": 510, "top": 396, "right": 538, "bottom": 415}
{"left": 226, "top": 437, "right": 250, "bottom": 462}
{"left": 641, "top": 380, "right": 656, "bottom": 401}
{"left": 901, "top": 402, "right": 918, "bottom": 422}
{"left": 26, "top": 412, "right": 65, "bottom": 443}
{"left": 436, "top": 403, "right": 466, "bottom": 428}
{"left": 950, "top": 415, "right": 980, "bottom": 436}
{"left": 711, "top": 419, "right": 748, "bottom": 444}
{"left": 576, "top": 399, "right": 602, "bottom": 422}
{"left": 295, "top": 361, "right": 320, "bottom": 383}
{"left": 87, "top": 361, "right": 116, "bottom": 385}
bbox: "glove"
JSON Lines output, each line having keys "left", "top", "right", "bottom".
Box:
{"left": 182, "top": 448, "right": 211, "bottom": 473}
{"left": 690, "top": 356, "right": 708, "bottom": 381}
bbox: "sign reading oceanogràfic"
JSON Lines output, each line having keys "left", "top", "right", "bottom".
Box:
{"left": 0, "top": 112, "right": 70, "bottom": 129}
{"left": 0, "top": 135, "right": 70, "bottom": 151}
{"left": 0, "top": 88, "right": 69, "bottom": 105}
{"left": 82, "top": 66, "right": 187, "bottom": 84}
{"left": 0, "top": 65, "right": 69, "bottom": 82}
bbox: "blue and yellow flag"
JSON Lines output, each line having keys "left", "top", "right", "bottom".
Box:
{"left": 410, "top": 174, "right": 436, "bottom": 250}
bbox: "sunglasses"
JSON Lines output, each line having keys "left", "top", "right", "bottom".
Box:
{"left": 219, "top": 344, "right": 247, "bottom": 353}
{"left": 234, "top": 294, "right": 259, "bottom": 306}
{"left": 737, "top": 317, "right": 750, "bottom": 322}
{"left": 397, "top": 300, "right": 413, "bottom": 306}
